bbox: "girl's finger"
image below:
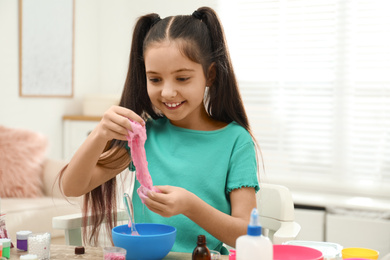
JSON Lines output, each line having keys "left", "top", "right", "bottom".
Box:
{"left": 144, "top": 195, "right": 165, "bottom": 213}
{"left": 113, "top": 106, "right": 145, "bottom": 126}
{"left": 146, "top": 204, "right": 165, "bottom": 216}
{"left": 153, "top": 185, "right": 169, "bottom": 193}
{"left": 147, "top": 191, "right": 168, "bottom": 205}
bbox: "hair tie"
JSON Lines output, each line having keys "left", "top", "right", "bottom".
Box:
{"left": 152, "top": 16, "right": 161, "bottom": 26}
{"left": 192, "top": 10, "right": 204, "bottom": 20}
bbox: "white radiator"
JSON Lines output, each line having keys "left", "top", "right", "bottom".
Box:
{"left": 294, "top": 206, "right": 390, "bottom": 258}
{"left": 295, "top": 207, "right": 326, "bottom": 241}
{"left": 326, "top": 209, "right": 390, "bottom": 258}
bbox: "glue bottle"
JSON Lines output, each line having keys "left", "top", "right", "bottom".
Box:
{"left": 236, "top": 208, "right": 273, "bottom": 260}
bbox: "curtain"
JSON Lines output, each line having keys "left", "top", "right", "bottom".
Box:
{"left": 219, "top": 0, "right": 390, "bottom": 196}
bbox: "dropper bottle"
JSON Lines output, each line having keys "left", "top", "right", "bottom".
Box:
{"left": 192, "top": 235, "right": 211, "bottom": 260}
{"left": 236, "top": 208, "right": 273, "bottom": 260}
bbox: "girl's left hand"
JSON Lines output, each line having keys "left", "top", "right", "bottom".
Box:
{"left": 144, "top": 185, "right": 194, "bottom": 218}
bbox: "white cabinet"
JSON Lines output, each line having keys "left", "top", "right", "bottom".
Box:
{"left": 62, "top": 115, "right": 101, "bottom": 160}
{"left": 326, "top": 213, "right": 390, "bottom": 257}
{"left": 293, "top": 203, "right": 390, "bottom": 256}
{"left": 291, "top": 191, "right": 390, "bottom": 256}
{"left": 294, "top": 207, "right": 326, "bottom": 241}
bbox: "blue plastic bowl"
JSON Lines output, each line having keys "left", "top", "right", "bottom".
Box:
{"left": 112, "top": 223, "right": 176, "bottom": 260}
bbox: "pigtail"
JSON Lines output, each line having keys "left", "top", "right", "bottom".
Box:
{"left": 109, "top": 14, "right": 162, "bottom": 152}
{"left": 193, "top": 7, "right": 250, "bottom": 131}
{"left": 193, "top": 8, "right": 263, "bottom": 178}
{"left": 120, "top": 13, "right": 162, "bottom": 119}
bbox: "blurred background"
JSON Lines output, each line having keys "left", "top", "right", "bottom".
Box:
{"left": 0, "top": 0, "right": 389, "bottom": 255}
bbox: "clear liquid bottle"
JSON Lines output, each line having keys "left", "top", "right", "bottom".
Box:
{"left": 236, "top": 208, "right": 273, "bottom": 260}
{"left": 192, "top": 235, "right": 211, "bottom": 260}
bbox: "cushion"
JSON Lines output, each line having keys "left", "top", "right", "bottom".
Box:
{"left": 0, "top": 126, "right": 48, "bottom": 197}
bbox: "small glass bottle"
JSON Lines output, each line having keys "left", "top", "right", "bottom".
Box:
{"left": 0, "top": 238, "right": 11, "bottom": 259}
{"left": 229, "top": 249, "right": 236, "bottom": 260}
{"left": 192, "top": 235, "right": 211, "bottom": 260}
{"left": 17, "top": 230, "right": 32, "bottom": 251}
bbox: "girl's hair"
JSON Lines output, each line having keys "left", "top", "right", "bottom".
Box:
{"left": 60, "top": 6, "right": 258, "bottom": 246}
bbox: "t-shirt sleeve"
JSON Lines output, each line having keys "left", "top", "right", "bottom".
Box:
{"left": 226, "top": 140, "right": 260, "bottom": 195}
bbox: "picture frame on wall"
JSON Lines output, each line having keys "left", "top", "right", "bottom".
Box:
{"left": 19, "top": 0, "right": 74, "bottom": 97}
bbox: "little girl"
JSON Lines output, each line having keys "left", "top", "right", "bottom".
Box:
{"left": 60, "top": 6, "right": 260, "bottom": 254}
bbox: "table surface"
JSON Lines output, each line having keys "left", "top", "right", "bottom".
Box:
{"left": 10, "top": 244, "right": 229, "bottom": 259}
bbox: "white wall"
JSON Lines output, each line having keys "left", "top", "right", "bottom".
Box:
{"left": 0, "top": 0, "right": 217, "bottom": 159}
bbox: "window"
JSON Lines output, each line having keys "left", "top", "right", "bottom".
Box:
{"left": 219, "top": 0, "right": 390, "bottom": 197}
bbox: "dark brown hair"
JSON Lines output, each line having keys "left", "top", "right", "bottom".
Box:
{"left": 60, "top": 6, "right": 257, "bottom": 246}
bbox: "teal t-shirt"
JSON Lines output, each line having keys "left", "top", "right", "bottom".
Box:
{"left": 131, "top": 117, "right": 259, "bottom": 253}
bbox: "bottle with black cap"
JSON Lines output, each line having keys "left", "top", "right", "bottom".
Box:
{"left": 192, "top": 234, "right": 211, "bottom": 260}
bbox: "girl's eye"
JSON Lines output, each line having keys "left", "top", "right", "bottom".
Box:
{"left": 148, "top": 78, "right": 161, "bottom": 83}
{"left": 177, "top": 77, "right": 190, "bottom": 82}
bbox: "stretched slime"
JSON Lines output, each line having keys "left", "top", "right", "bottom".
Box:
{"left": 127, "top": 120, "right": 159, "bottom": 203}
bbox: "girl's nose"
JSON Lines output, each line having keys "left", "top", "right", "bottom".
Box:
{"left": 161, "top": 84, "right": 177, "bottom": 98}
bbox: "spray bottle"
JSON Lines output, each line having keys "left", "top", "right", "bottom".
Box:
{"left": 236, "top": 208, "right": 273, "bottom": 260}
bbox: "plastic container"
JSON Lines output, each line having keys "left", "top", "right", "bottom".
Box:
{"left": 0, "top": 238, "right": 11, "bottom": 259}
{"left": 103, "top": 247, "right": 126, "bottom": 260}
{"left": 229, "top": 249, "right": 236, "bottom": 260}
{"left": 112, "top": 223, "right": 176, "bottom": 260}
{"left": 210, "top": 250, "right": 221, "bottom": 260}
{"left": 17, "top": 230, "right": 32, "bottom": 251}
{"left": 236, "top": 208, "right": 273, "bottom": 260}
{"left": 343, "top": 259, "right": 372, "bottom": 260}
{"left": 19, "top": 255, "right": 38, "bottom": 260}
{"left": 284, "top": 240, "right": 342, "bottom": 260}
{"left": 341, "top": 248, "right": 379, "bottom": 259}
{"left": 274, "top": 244, "right": 324, "bottom": 260}
{"left": 28, "top": 232, "right": 51, "bottom": 260}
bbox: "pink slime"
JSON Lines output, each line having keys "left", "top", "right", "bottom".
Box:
{"left": 127, "top": 119, "right": 160, "bottom": 203}
{"left": 104, "top": 253, "right": 125, "bottom": 260}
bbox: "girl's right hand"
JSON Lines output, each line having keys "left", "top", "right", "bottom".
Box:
{"left": 62, "top": 105, "right": 143, "bottom": 197}
{"left": 95, "top": 105, "right": 145, "bottom": 142}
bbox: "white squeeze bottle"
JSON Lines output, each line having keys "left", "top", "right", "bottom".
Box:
{"left": 236, "top": 208, "right": 273, "bottom": 260}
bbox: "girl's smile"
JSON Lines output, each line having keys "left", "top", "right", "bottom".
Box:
{"left": 164, "top": 101, "right": 185, "bottom": 109}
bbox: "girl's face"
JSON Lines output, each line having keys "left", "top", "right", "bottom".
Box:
{"left": 144, "top": 41, "right": 210, "bottom": 129}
